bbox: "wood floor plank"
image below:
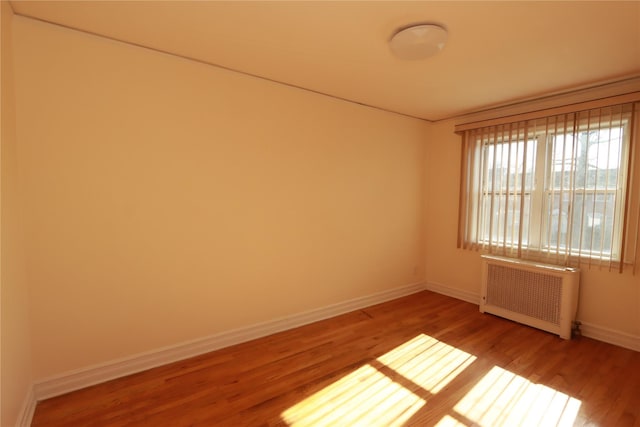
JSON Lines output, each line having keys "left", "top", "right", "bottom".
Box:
{"left": 32, "top": 291, "right": 640, "bottom": 426}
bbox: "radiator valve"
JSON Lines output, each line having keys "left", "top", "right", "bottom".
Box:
{"left": 571, "top": 320, "right": 582, "bottom": 338}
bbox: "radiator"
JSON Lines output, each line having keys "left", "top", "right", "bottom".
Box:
{"left": 480, "top": 255, "right": 580, "bottom": 339}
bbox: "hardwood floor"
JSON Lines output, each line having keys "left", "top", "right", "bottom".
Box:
{"left": 32, "top": 291, "right": 640, "bottom": 426}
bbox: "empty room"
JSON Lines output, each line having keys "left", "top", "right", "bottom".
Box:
{"left": 2, "top": 1, "right": 640, "bottom": 426}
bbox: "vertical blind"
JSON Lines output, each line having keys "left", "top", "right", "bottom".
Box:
{"left": 458, "top": 101, "right": 639, "bottom": 272}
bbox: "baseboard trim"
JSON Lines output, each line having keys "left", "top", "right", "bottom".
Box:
{"left": 17, "top": 385, "right": 36, "bottom": 427}
{"left": 424, "top": 281, "right": 639, "bottom": 353}
{"left": 579, "top": 321, "right": 640, "bottom": 352}
{"left": 33, "top": 282, "right": 426, "bottom": 401}
{"left": 424, "top": 281, "right": 481, "bottom": 305}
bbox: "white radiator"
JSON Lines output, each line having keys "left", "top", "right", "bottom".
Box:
{"left": 480, "top": 255, "right": 580, "bottom": 339}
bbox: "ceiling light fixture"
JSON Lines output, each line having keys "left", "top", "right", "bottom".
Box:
{"left": 389, "top": 24, "right": 448, "bottom": 60}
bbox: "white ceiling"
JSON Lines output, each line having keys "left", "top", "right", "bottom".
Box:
{"left": 10, "top": 1, "right": 640, "bottom": 121}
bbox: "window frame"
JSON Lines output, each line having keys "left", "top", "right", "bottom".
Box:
{"left": 458, "top": 100, "right": 639, "bottom": 272}
{"left": 475, "top": 121, "right": 630, "bottom": 262}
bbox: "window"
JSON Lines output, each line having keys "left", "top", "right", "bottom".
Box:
{"left": 458, "top": 102, "right": 640, "bottom": 272}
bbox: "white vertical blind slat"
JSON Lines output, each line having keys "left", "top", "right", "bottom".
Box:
{"left": 505, "top": 125, "right": 514, "bottom": 255}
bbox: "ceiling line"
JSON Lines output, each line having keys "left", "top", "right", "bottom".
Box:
{"left": 14, "top": 12, "right": 432, "bottom": 124}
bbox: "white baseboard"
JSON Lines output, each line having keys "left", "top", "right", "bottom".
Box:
{"left": 30, "top": 280, "right": 638, "bottom": 406}
{"left": 424, "top": 281, "right": 481, "bottom": 305}
{"left": 424, "top": 281, "right": 640, "bottom": 353}
{"left": 17, "top": 385, "right": 36, "bottom": 427}
{"left": 579, "top": 321, "right": 640, "bottom": 352}
{"left": 33, "top": 281, "right": 426, "bottom": 401}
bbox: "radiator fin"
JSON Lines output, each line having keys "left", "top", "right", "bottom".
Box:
{"left": 486, "top": 264, "right": 562, "bottom": 325}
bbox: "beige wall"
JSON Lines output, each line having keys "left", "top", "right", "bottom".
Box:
{"left": 1, "top": 2, "right": 33, "bottom": 426}
{"left": 425, "top": 119, "right": 640, "bottom": 338}
{"left": 424, "top": 120, "right": 482, "bottom": 296}
{"left": 12, "top": 16, "right": 428, "bottom": 380}
{"left": 5, "top": 5, "right": 638, "bottom": 410}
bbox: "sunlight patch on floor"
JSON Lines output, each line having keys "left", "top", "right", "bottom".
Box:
{"left": 281, "top": 363, "right": 425, "bottom": 426}
{"left": 443, "top": 366, "right": 582, "bottom": 427}
{"left": 281, "top": 334, "right": 476, "bottom": 426}
{"left": 434, "top": 415, "right": 467, "bottom": 426}
{"left": 377, "top": 334, "right": 477, "bottom": 394}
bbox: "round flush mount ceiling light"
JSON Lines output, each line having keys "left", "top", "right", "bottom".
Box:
{"left": 389, "top": 24, "right": 448, "bottom": 60}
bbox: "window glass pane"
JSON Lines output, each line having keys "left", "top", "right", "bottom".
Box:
{"left": 551, "top": 127, "right": 623, "bottom": 190}
{"left": 550, "top": 133, "right": 574, "bottom": 189}
{"left": 546, "top": 192, "right": 616, "bottom": 256}
{"left": 485, "top": 140, "right": 536, "bottom": 192}
{"left": 481, "top": 194, "right": 530, "bottom": 246}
